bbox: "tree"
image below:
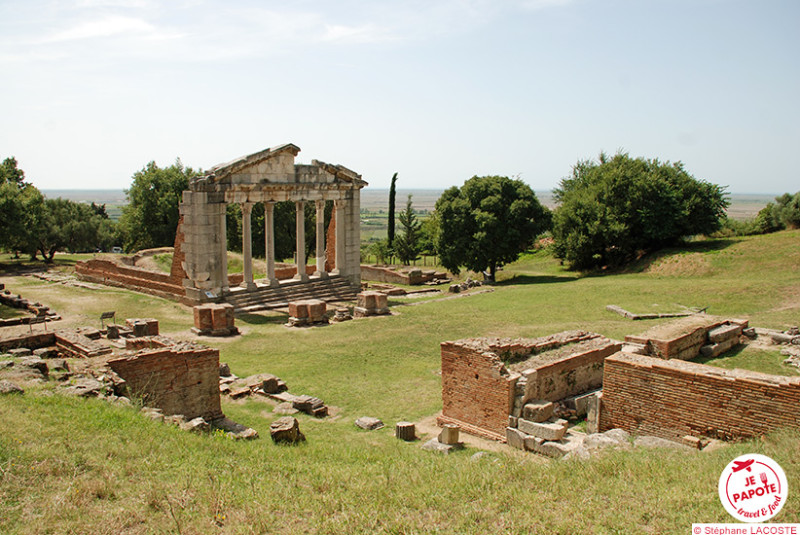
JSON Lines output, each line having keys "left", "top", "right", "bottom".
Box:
{"left": 394, "top": 194, "right": 421, "bottom": 265}
{"left": 552, "top": 152, "right": 729, "bottom": 270}
{"left": 387, "top": 172, "right": 398, "bottom": 247}
{"left": 0, "top": 157, "right": 44, "bottom": 257}
{"left": 0, "top": 157, "right": 25, "bottom": 186}
{"left": 118, "top": 160, "right": 195, "bottom": 252}
{"left": 31, "top": 198, "right": 113, "bottom": 262}
{"left": 434, "top": 175, "right": 551, "bottom": 281}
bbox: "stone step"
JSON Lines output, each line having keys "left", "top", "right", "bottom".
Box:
{"left": 223, "top": 276, "right": 357, "bottom": 313}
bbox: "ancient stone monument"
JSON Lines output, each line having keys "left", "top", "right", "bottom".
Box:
{"left": 173, "top": 143, "right": 367, "bottom": 304}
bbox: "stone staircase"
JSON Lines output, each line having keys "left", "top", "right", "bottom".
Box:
{"left": 223, "top": 276, "right": 358, "bottom": 314}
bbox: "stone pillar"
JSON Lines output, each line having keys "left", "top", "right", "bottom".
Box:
{"left": 332, "top": 198, "right": 346, "bottom": 276}
{"left": 264, "top": 202, "right": 278, "bottom": 286}
{"left": 314, "top": 200, "right": 327, "bottom": 277}
{"left": 219, "top": 205, "right": 229, "bottom": 294}
{"left": 294, "top": 201, "right": 308, "bottom": 281}
{"left": 241, "top": 202, "right": 256, "bottom": 290}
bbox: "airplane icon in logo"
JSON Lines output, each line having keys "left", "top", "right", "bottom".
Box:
{"left": 732, "top": 459, "right": 755, "bottom": 473}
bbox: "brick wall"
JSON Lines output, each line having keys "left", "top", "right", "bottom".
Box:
{"left": 76, "top": 259, "right": 185, "bottom": 301}
{"left": 599, "top": 352, "right": 800, "bottom": 441}
{"left": 0, "top": 333, "right": 56, "bottom": 352}
{"left": 439, "top": 340, "right": 518, "bottom": 441}
{"left": 108, "top": 345, "right": 223, "bottom": 421}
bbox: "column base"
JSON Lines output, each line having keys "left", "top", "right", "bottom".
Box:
{"left": 240, "top": 281, "right": 257, "bottom": 291}
{"left": 293, "top": 273, "right": 309, "bottom": 282}
{"left": 313, "top": 271, "right": 329, "bottom": 279}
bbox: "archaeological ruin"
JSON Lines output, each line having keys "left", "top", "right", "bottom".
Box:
{"left": 77, "top": 143, "right": 367, "bottom": 312}
{"left": 439, "top": 316, "right": 800, "bottom": 457}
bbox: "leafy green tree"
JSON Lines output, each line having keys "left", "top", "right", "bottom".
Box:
{"left": 394, "top": 195, "right": 421, "bottom": 265}
{"left": 773, "top": 192, "right": 800, "bottom": 229}
{"left": 25, "top": 198, "right": 115, "bottom": 262}
{"left": 435, "top": 175, "right": 551, "bottom": 281}
{"left": 0, "top": 157, "right": 44, "bottom": 257}
{"left": 118, "top": 160, "right": 195, "bottom": 252}
{"left": 387, "top": 172, "right": 398, "bottom": 247}
{"left": 0, "top": 157, "right": 25, "bottom": 186}
{"left": 552, "top": 152, "right": 728, "bottom": 270}
{"left": 226, "top": 201, "right": 332, "bottom": 262}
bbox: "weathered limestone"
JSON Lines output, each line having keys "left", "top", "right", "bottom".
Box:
{"left": 355, "top": 416, "right": 384, "bottom": 430}
{"left": 353, "top": 291, "right": 390, "bottom": 318}
{"left": 175, "top": 144, "right": 367, "bottom": 303}
{"left": 270, "top": 416, "right": 306, "bottom": 444}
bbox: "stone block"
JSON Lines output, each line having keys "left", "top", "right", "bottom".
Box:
{"left": 270, "top": 416, "right": 305, "bottom": 444}
{"left": 505, "top": 426, "right": 528, "bottom": 450}
{"left": 355, "top": 416, "right": 384, "bottom": 430}
{"left": 8, "top": 348, "right": 32, "bottom": 357}
{"left": 0, "top": 380, "right": 24, "bottom": 395}
{"left": 438, "top": 423, "right": 460, "bottom": 445}
{"left": 708, "top": 323, "right": 742, "bottom": 343}
{"left": 288, "top": 299, "right": 328, "bottom": 326}
{"left": 396, "top": 422, "right": 416, "bottom": 441}
{"left": 353, "top": 291, "right": 389, "bottom": 318}
{"left": 517, "top": 418, "right": 568, "bottom": 441}
{"left": 522, "top": 400, "right": 554, "bottom": 422}
{"left": 421, "top": 438, "right": 457, "bottom": 454}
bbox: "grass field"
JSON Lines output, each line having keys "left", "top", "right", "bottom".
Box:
{"left": 1, "top": 230, "right": 799, "bottom": 533}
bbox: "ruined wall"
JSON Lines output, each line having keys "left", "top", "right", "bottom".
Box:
{"left": 76, "top": 259, "right": 185, "bottom": 301}
{"left": 521, "top": 343, "right": 622, "bottom": 402}
{"left": 108, "top": 345, "right": 223, "bottom": 421}
{"left": 600, "top": 352, "right": 800, "bottom": 441}
{"left": 360, "top": 266, "right": 440, "bottom": 286}
{"left": 439, "top": 340, "right": 517, "bottom": 441}
{"left": 625, "top": 318, "right": 746, "bottom": 361}
{"left": 0, "top": 333, "right": 56, "bottom": 352}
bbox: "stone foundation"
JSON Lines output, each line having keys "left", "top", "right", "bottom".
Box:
{"left": 192, "top": 303, "right": 238, "bottom": 336}
{"left": 353, "top": 291, "right": 389, "bottom": 318}
{"left": 287, "top": 299, "right": 328, "bottom": 326}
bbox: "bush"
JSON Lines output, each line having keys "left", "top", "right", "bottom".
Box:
{"left": 552, "top": 152, "right": 728, "bottom": 270}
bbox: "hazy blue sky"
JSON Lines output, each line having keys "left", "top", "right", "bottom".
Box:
{"left": 1, "top": 0, "right": 797, "bottom": 193}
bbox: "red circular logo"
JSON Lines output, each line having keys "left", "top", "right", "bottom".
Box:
{"left": 718, "top": 454, "right": 788, "bottom": 522}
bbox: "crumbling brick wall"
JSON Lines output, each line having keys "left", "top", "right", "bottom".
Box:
{"left": 438, "top": 332, "right": 619, "bottom": 442}
{"left": 439, "top": 340, "right": 518, "bottom": 441}
{"left": 600, "top": 352, "right": 800, "bottom": 441}
{"left": 108, "top": 345, "right": 223, "bottom": 421}
{"left": 76, "top": 259, "right": 185, "bottom": 301}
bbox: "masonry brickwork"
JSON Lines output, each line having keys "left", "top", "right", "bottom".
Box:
{"left": 438, "top": 332, "right": 619, "bottom": 442}
{"left": 108, "top": 345, "right": 223, "bottom": 421}
{"left": 439, "top": 339, "right": 517, "bottom": 441}
{"left": 76, "top": 258, "right": 186, "bottom": 302}
{"left": 625, "top": 317, "right": 747, "bottom": 361}
{"left": 599, "top": 352, "right": 800, "bottom": 441}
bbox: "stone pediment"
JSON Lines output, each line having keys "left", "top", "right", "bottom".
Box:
{"left": 190, "top": 143, "right": 365, "bottom": 191}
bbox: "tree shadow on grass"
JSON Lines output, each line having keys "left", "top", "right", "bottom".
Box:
{"left": 495, "top": 274, "right": 579, "bottom": 286}
{"left": 236, "top": 312, "right": 288, "bottom": 326}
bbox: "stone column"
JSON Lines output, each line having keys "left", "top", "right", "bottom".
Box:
{"left": 219, "top": 206, "right": 229, "bottom": 294}
{"left": 241, "top": 202, "right": 256, "bottom": 290}
{"left": 332, "top": 198, "right": 346, "bottom": 276}
{"left": 264, "top": 202, "right": 278, "bottom": 286}
{"left": 294, "top": 201, "right": 308, "bottom": 281}
{"left": 314, "top": 200, "right": 327, "bottom": 277}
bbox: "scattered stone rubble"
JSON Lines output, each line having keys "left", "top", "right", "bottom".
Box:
{"left": 448, "top": 278, "right": 482, "bottom": 294}
{"left": 422, "top": 423, "right": 464, "bottom": 455}
{"left": 355, "top": 416, "right": 384, "bottom": 430}
{"left": 219, "top": 363, "right": 329, "bottom": 417}
{"left": 0, "top": 285, "right": 61, "bottom": 327}
{"left": 270, "top": 416, "right": 305, "bottom": 444}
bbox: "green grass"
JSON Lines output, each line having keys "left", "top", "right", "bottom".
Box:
{"left": 1, "top": 229, "right": 799, "bottom": 533}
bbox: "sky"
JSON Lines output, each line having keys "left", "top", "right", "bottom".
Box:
{"left": 1, "top": 0, "right": 798, "bottom": 194}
